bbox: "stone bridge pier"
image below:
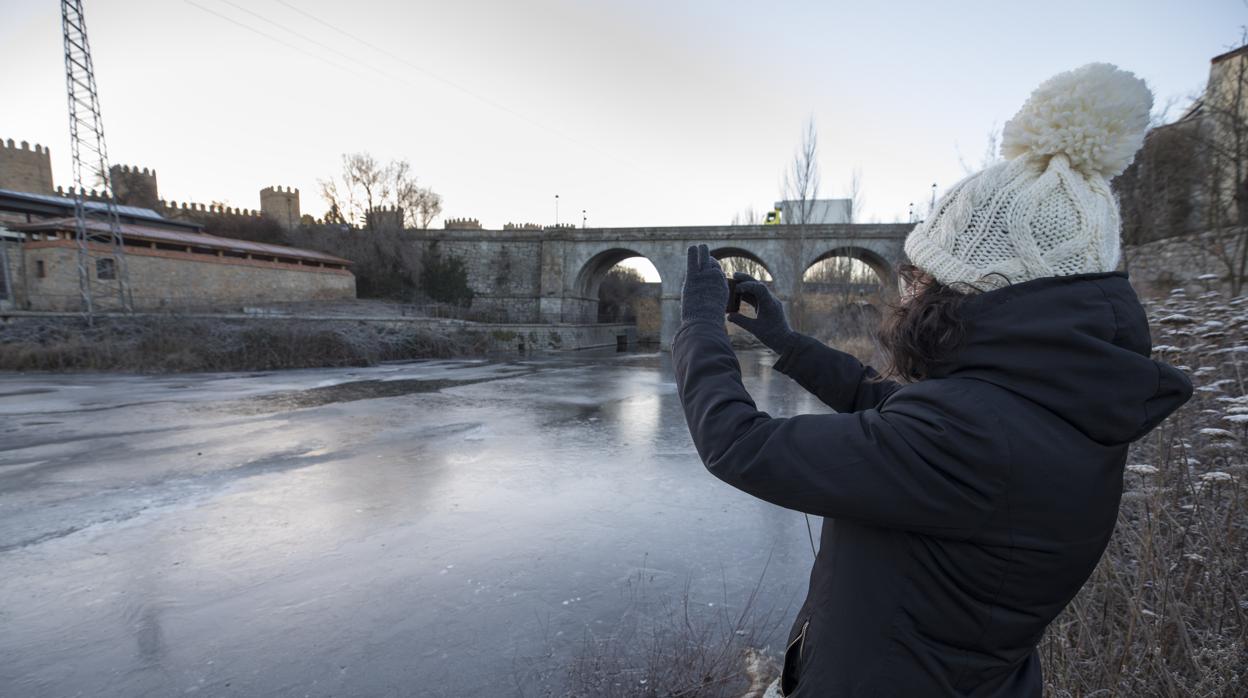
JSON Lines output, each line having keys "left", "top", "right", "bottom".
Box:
{"left": 537, "top": 224, "right": 913, "bottom": 350}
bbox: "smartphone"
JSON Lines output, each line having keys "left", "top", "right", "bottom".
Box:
{"left": 726, "top": 277, "right": 742, "bottom": 314}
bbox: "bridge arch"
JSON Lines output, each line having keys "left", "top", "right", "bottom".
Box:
{"left": 804, "top": 245, "right": 898, "bottom": 291}
{"left": 564, "top": 246, "right": 666, "bottom": 335}
{"left": 572, "top": 247, "right": 662, "bottom": 301}
{"left": 708, "top": 245, "right": 774, "bottom": 281}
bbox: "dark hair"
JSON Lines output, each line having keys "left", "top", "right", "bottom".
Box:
{"left": 873, "top": 263, "right": 1010, "bottom": 383}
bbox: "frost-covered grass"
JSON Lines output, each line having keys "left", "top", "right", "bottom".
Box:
{"left": 517, "top": 555, "right": 791, "bottom": 698}
{"left": 1041, "top": 287, "right": 1247, "bottom": 697}
{"left": 0, "top": 316, "right": 492, "bottom": 372}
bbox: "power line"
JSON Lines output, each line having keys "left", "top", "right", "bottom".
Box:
{"left": 185, "top": 0, "right": 638, "bottom": 173}
{"left": 272, "top": 0, "right": 640, "bottom": 171}
{"left": 182, "top": 0, "right": 367, "bottom": 78}
{"left": 213, "top": 0, "right": 400, "bottom": 82}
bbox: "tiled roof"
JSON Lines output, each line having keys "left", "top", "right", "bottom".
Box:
{"left": 15, "top": 217, "right": 351, "bottom": 266}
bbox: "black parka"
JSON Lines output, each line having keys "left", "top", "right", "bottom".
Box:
{"left": 671, "top": 271, "right": 1193, "bottom": 697}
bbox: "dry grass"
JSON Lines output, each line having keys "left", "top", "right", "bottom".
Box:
{"left": 1040, "top": 287, "right": 1248, "bottom": 697}
{"left": 0, "top": 316, "right": 493, "bottom": 372}
{"left": 518, "top": 554, "right": 792, "bottom": 698}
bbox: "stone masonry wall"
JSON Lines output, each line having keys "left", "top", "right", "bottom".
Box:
{"left": 423, "top": 237, "right": 544, "bottom": 322}
{"left": 1121, "top": 229, "right": 1241, "bottom": 299}
{"left": 14, "top": 241, "right": 355, "bottom": 311}
{"left": 0, "top": 139, "right": 54, "bottom": 195}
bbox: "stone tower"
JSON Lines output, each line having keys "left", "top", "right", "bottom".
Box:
{"left": 365, "top": 205, "right": 404, "bottom": 231}
{"left": 109, "top": 164, "right": 160, "bottom": 208}
{"left": 0, "top": 139, "right": 55, "bottom": 194}
{"left": 260, "top": 186, "right": 300, "bottom": 230}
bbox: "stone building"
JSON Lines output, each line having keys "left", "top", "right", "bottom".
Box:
{"left": 6, "top": 217, "right": 353, "bottom": 311}
{"left": 1116, "top": 44, "right": 1248, "bottom": 243}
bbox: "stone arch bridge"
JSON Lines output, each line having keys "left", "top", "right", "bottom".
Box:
{"left": 416, "top": 224, "right": 914, "bottom": 350}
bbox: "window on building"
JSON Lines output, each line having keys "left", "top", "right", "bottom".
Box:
{"left": 35, "top": 260, "right": 45, "bottom": 278}
{"left": 96, "top": 257, "right": 116, "bottom": 280}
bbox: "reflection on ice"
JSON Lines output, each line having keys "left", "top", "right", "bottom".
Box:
{"left": 0, "top": 348, "right": 821, "bottom": 696}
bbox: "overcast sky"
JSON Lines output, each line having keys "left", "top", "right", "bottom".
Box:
{"left": 1, "top": 0, "right": 1242, "bottom": 234}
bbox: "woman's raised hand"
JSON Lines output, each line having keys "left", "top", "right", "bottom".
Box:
{"left": 727, "top": 272, "right": 798, "bottom": 355}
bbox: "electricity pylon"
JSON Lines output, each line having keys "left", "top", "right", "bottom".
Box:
{"left": 61, "top": 0, "right": 131, "bottom": 318}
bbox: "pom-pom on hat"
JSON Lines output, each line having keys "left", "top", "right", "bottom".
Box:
{"left": 903, "top": 63, "right": 1153, "bottom": 291}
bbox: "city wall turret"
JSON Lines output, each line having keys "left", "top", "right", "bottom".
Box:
{"left": 366, "top": 205, "right": 404, "bottom": 231}
{"left": 0, "top": 139, "right": 54, "bottom": 194}
{"left": 109, "top": 164, "right": 160, "bottom": 208}
{"left": 260, "top": 185, "right": 300, "bottom": 230}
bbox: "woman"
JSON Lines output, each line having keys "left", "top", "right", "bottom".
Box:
{"left": 672, "top": 63, "right": 1193, "bottom": 697}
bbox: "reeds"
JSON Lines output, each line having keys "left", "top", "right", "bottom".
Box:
{"left": 1041, "top": 287, "right": 1247, "bottom": 696}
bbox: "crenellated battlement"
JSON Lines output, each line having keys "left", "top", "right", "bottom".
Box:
{"left": 444, "top": 217, "right": 481, "bottom": 230}
{"left": 503, "top": 222, "right": 544, "bottom": 231}
{"left": 0, "top": 137, "right": 55, "bottom": 194}
{"left": 110, "top": 164, "right": 159, "bottom": 207}
{"left": 112, "top": 164, "right": 155, "bottom": 176}
{"left": 159, "top": 199, "right": 263, "bottom": 218}
{"left": 54, "top": 185, "right": 117, "bottom": 203}
{"left": 365, "top": 205, "right": 405, "bottom": 230}
{"left": 260, "top": 185, "right": 301, "bottom": 229}
{"left": 1, "top": 138, "right": 50, "bottom": 155}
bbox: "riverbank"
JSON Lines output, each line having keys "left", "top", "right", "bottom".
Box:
{"left": 0, "top": 313, "right": 640, "bottom": 372}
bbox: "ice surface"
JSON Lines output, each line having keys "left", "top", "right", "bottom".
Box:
{"left": 0, "top": 347, "right": 824, "bottom": 696}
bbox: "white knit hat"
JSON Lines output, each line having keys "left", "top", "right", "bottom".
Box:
{"left": 904, "top": 63, "right": 1153, "bottom": 291}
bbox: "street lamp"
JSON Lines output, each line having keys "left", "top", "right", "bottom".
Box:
{"left": 930, "top": 183, "right": 937, "bottom": 213}
{"left": 582, "top": 209, "right": 586, "bottom": 229}
{"left": 555, "top": 194, "right": 560, "bottom": 226}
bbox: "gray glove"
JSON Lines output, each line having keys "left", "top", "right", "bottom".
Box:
{"left": 680, "top": 244, "right": 728, "bottom": 326}
{"left": 727, "top": 272, "right": 798, "bottom": 354}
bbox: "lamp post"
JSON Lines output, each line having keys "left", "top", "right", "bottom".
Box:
{"left": 555, "top": 194, "right": 559, "bottom": 226}
{"left": 582, "top": 209, "right": 586, "bottom": 229}
{"left": 908, "top": 202, "right": 914, "bottom": 223}
{"left": 930, "top": 183, "right": 937, "bottom": 215}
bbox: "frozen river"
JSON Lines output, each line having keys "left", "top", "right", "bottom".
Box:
{"left": 0, "top": 347, "right": 829, "bottom": 697}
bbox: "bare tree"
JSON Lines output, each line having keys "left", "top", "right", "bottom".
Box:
{"left": 390, "top": 159, "right": 443, "bottom": 229}
{"left": 413, "top": 188, "right": 443, "bottom": 229}
{"left": 319, "top": 152, "right": 442, "bottom": 230}
{"left": 1187, "top": 35, "right": 1248, "bottom": 294}
{"left": 804, "top": 167, "right": 872, "bottom": 312}
{"left": 719, "top": 256, "right": 772, "bottom": 281}
{"left": 846, "top": 168, "right": 864, "bottom": 224}
{"left": 780, "top": 115, "right": 821, "bottom": 332}
{"left": 1150, "top": 95, "right": 1181, "bottom": 129}
{"left": 782, "top": 116, "right": 821, "bottom": 227}
{"left": 806, "top": 254, "right": 880, "bottom": 306}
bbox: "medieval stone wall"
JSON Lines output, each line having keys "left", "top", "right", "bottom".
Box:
{"left": 12, "top": 241, "right": 355, "bottom": 311}
{"left": 0, "top": 139, "right": 54, "bottom": 195}
{"left": 1121, "top": 229, "right": 1241, "bottom": 299}
{"left": 423, "top": 236, "right": 545, "bottom": 322}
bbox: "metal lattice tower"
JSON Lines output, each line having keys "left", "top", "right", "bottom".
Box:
{"left": 61, "top": 0, "right": 131, "bottom": 317}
